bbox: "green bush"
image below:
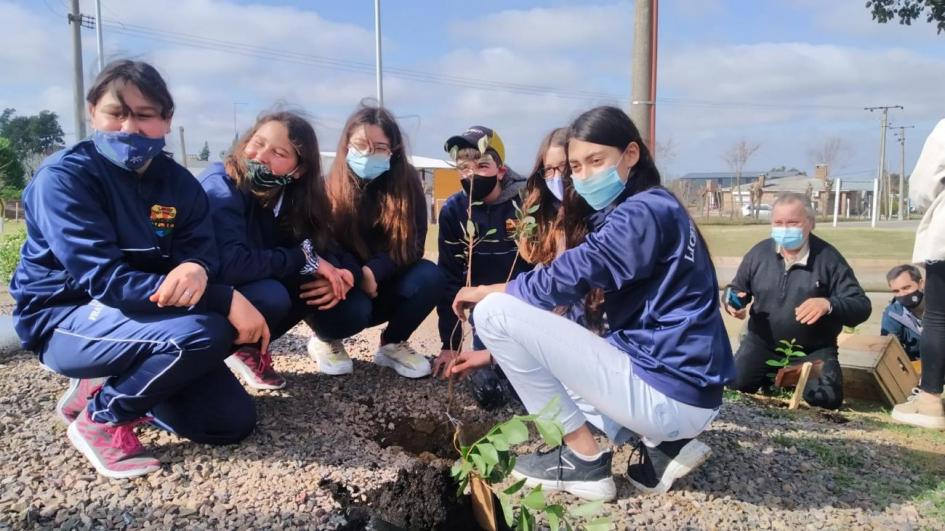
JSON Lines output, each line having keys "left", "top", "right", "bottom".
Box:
{"left": 0, "top": 229, "right": 26, "bottom": 282}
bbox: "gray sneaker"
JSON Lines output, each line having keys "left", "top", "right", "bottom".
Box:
{"left": 627, "top": 438, "right": 712, "bottom": 493}
{"left": 510, "top": 445, "right": 616, "bottom": 501}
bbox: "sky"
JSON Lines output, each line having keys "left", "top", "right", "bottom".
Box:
{"left": 2, "top": 0, "right": 943, "bottom": 180}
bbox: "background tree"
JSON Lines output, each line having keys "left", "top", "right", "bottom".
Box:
{"left": 867, "top": 0, "right": 945, "bottom": 33}
{"left": 722, "top": 140, "right": 761, "bottom": 217}
{"left": 0, "top": 108, "right": 65, "bottom": 173}
{"left": 199, "top": 141, "right": 210, "bottom": 161}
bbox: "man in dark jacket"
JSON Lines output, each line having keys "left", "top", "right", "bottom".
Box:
{"left": 725, "top": 192, "right": 871, "bottom": 409}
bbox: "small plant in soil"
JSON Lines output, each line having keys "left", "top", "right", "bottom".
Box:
{"left": 766, "top": 338, "right": 806, "bottom": 381}
{"left": 450, "top": 398, "right": 610, "bottom": 531}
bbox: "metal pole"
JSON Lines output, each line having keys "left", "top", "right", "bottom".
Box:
{"left": 374, "top": 0, "right": 384, "bottom": 107}
{"left": 94, "top": 0, "right": 105, "bottom": 72}
{"left": 179, "top": 126, "right": 188, "bottom": 169}
{"left": 631, "top": 0, "right": 653, "bottom": 149}
{"left": 69, "top": 0, "right": 87, "bottom": 141}
{"left": 832, "top": 178, "right": 841, "bottom": 227}
{"left": 871, "top": 178, "right": 879, "bottom": 228}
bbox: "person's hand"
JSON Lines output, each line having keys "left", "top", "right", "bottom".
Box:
{"left": 432, "top": 349, "right": 459, "bottom": 379}
{"left": 722, "top": 290, "right": 748, "bottom": 320}
{"left": 795, "top": 297, "right": 831, "bottom": 325}
{"left": 228, "top": 289, "right": 270, "bottom": 354}
{"left": 360, "top": 266, "right": 378, "bottom": 298}
{"left": 150, "top": 262, "right": 208, "bottom": 307}
{"left": 452, "top": 286, "right": 487, "bottom": 320}
{"left": 299, "top": 277, "right": 342, "bottom": 310}
{"left": 315, "top": 260, "right": 353, "bottom": 300}
{"left": 449, "top": 350, "right": 493, "bottom": 378}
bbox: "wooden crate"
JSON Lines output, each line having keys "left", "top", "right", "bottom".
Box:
{"left": 838, "top": 335, "right": 918, "bottom": 406}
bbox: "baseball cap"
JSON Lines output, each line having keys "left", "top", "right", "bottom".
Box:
{"left": 444, "top": 125, "right": 506, "bottom": 164}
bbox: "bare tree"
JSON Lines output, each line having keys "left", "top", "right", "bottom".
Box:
{"left": 722, "top": 140, "right": 761, "bottom": 217}
{"left": 654, "top": 136, "right": 677, "bottom": 167}
{"left": 807, "top": 136, "right": 852, "bottom": 177}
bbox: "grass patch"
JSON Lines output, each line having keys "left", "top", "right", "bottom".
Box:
{"left": 698, "top": 224, "right": 914, "bottom": 260}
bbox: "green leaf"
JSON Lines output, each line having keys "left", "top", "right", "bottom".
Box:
{"left": 546, "top": 504, "right": 565, "bottom": 531}
{"left": 519, "top": 507, "right": 534, "bottom": 531}
{"left": 489, "top": 432, "right": 510, "bottom": 451}
{"left": 522, "top": 215, "right": 536, "bottom": 226}
{"left": 584, "top": 517, "right": 613, "bottom": 531}
{"left": 522, "top": 485, "right": 546, "bottom": 511}
{"left": 485, "top": 228, "right": 498, "bottom": 236}
{"left": 765, "top": 359, "right": 786, "bottom": 367}
{"left": 471, "top": 201, "right": 484, "bottom": 206}
{"left": 477, "top": 443, "right": 499, "bottom": 466}
{"left": 526, "top": 204, "right": 540, "bottom": 214}
{"left": 450, "top": 460, "right": 463, "bottom": 478}
{"left": 503, "top": 478, "right": 527, "bottom": 495}
{"left": 568, "top": 499, "right": 603, "bottom": 518}
{"left": 537, "top": 395, "right": 561, "bottom": 418}
{"left": 496, "top": 492, "right": 515, "bottom": 528}
{"left": 466, "top": 219, "right": 476, "bottom": 237}
{"left": 470, "top": 452, "right": 486, "bottom": 474}
{"left": 535, "top": 418, "right": 563, "bottom": 447}
{"left": 500, "top": 418, "right": 529, "bottom": 445}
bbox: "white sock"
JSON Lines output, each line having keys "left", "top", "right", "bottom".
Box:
{"left": 570, "top": 447, "right": 605, "bottom": 462}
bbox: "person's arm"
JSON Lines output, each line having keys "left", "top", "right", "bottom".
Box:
{"left": 203, "top": 178, "right": 305, "bottom": 286}
{"left": 909, "top": 118, "right": 945, "bottom": 210}
{"left": 826, "top": 255, "right": 872, "bottom": 327}
{"left": 507, "top": 200, "right": 662, "bottom": 310}
{"left": 880, "top": 305, "right": 899, "bottom": 337}
{"left": 32, "top": 166, "right": 231, "bottom": 315}
{"left": 437, "top": 203, "right": 466, "bottom": 350}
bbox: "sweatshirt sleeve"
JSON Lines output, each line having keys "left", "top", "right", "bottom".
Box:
{"left": 437, "top": 202, "right": 466, "bottom": 350}
{"left": 203, "top": 176, "right": 305, "bottom": 286}
{"left": 909, "top": 119, "right": 945, "bottom": 210}
{"left": 32, "top": 166, "right": 232, "bottom": 315}
{"left": 728, "top": 246, "right": 755, "bottom": 295}
{"left": 826, "top": 253, "right": 872, "bottom": 327}
{"left": 507, "top": 199, "right": 661, "bottom": 310}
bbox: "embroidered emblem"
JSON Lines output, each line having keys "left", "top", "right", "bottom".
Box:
{"left": 150, "top": 205, "right": 177, "bottom": 237}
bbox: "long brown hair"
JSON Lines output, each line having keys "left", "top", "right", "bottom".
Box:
{"left": 224, "top": 111, "right": 331, "bottom": 252}
{"left": 326, "top": 104, "right": 422, "bottom": 266}
{"left": 519, "top": 127, "right": 568, "bottom": 265}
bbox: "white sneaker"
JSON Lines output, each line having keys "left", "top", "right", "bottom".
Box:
{"left": 374, "top": 342, "right": 431, "bottom": 379}
{"left": 307, "top": 336, "right": 353, "bottom": 375}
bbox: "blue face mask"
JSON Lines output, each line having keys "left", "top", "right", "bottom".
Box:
{"left": 546, "top": 175, "right": 564, "bottom": 201}
{"left": 346, "top": 147, "right": 391, "bottom": 181}
{"left": 572, "top": 165, "right": 626, "bottom": 210}
{"left": 92, "top": 130, "right": 165, "bottom": 171}
{"left": 771, "top": 227, "right": 806, "bottom": 250}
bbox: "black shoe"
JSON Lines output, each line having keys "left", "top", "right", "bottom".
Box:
{"left": 627, "top": 438, "right": 712, "bottom": 494}
{"left": 511, "top": 445, "right": 616, "bottom": 501}
{"left": 468, "top": 366, "right": 510, "bottom": 410}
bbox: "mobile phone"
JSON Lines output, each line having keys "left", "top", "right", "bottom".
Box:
{"left": 724, "top": 286, "right": 751, "bottom": 310}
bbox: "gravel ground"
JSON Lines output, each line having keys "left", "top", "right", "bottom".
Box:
{"left": 1, "top": 311, "right": 943, "bottom": 530}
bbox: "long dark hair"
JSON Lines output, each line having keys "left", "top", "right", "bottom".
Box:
{"left": 224, "top": 111, "right": 331, "bottom": 252}
{"left": 86, "top": 59, "right": 175, "bottom": 119}
{"left": 326, "top": 104, "right": 422, "bottom": 266}
{"left": 519, "top": 128, "right": 568, "bottom": 265}
{"left": 561, "top": 106, "right": 709, "bottom": 332}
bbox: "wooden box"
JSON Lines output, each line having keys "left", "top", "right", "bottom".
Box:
{"left": 838, "top": 335, "right": 919, "bottom": 406}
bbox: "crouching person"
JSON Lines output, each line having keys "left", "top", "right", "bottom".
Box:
{"left": 726, "top": 192, "right": 871, "bottom": 409}
{"left": 10, "top": 60, "right": 265, "bottom": 478}
{"left": 450, "top": 107, "right": 735, "bottom": 500}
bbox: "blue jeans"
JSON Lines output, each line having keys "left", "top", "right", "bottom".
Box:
{"left": 40, "top": 301, "right": 255, "bottom": 444}
{"left": 275, "top": 259, "right": 445, "bottom": 344}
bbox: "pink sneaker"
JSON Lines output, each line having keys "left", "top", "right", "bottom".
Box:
{"left": 225, "top": 347, "right": 286, "bottom": 390}
{"left": 67, "top": 411, "right": 161, "bottom": 479}
{"left": 56, "top": 377, "right": 107, "bottom": 426}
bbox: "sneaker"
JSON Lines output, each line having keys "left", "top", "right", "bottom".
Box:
{"left": 374, "top": 342, "right": 432, "bottom": 379}
{"left": 891, "top": 388, "right": 945, "bottom": 430}
{"left": 67, "top": 411, "right": 161, "bottom": 479}
{"left": 627, "top": 438, "right": 712, "bottom": 494}
{"left": 469, "top": 366, "right": 511, "bottom": 410}
{"left": 510, "top": 446, "right": 616, "bottom": 501}
{"left": 307, "top": 336, "right": 353, "bottom": 375}
{"left": 225, "top": 346, "right": 286, "bottom": 390}
{"left": 56, "top": 377, "right": 107, "bottom": 426}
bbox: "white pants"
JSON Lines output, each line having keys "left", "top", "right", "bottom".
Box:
{"left": 474, "top": 293, "right": 718, "bottom": 447}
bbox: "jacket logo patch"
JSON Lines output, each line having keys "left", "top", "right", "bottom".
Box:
{"left": 150, "top": 205, "right": 177, "bottom": 237}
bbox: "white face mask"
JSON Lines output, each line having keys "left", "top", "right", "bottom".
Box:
{"left": 546, "top": 175, "right": 565, "bottom": 201}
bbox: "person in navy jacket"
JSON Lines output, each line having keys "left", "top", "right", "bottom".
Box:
{"left": 449, "top": 106, "right": 735, "bottom": 500}
{"left": 198, "top": 111, "right": 353, "bottom": 390}
{"left": 10, "top": 60, "right": 267, "bottom": 479}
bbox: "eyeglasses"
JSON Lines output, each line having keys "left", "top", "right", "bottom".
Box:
{"left": 350, "top": 140, "right": 393, "bottom": 156}
{"left": 542, "top": 163, "right": 567, "bottom": 179}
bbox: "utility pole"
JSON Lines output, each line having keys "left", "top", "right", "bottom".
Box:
{"left": 631, "top": 0, "right": 658, "bottom": 151}
{"left": 374, "top": 0, "right": 384, "bottom": 107}
{"left": 69, "top": 0, "right": 87, "bottom": 141}
{"left": 232, "top": 102, "right": 247, "bottom": 140}
{"left": 893, "top": 125, "right": 915, "bottom": 221}
{"left": 865, "top": 105, "right": 902, "bottom": 227}
{"left": 94, "top": 0, "right": 105, "bottom": 72}
{"left": 179, "top": 126, "right": 188, "bottom": 169}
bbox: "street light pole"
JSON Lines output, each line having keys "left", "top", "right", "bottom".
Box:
{"left": 374, "top": 0, "right": 384, "bottom": 107}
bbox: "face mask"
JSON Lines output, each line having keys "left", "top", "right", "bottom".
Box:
{"left": 92, "top": 130, "right": 165, "bottom": 171}
{"left": 346, "top": 147, "right": 391, "bottom": 181}
{"left": 246, "top": 159, "right": 294, "bottom": 189}
{"left": 896, "top": 290, "right": 924, "bottom": 309}
{"left": 771, "top": 227, "right": 806, "bottom": 251}
{"left": 546, "top": 175, "right": 564, "bottom": 201}
{"left": 572, "top": 165, "right": 626, "bottom": 211}
{"left": 461, "top": 174, "right": 499, "bottom": 202}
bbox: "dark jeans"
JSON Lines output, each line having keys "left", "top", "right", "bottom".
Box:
{"left": 731, "top": 332, "right": 844, "bottom": 409}
{"left": 274, "top": 259, "right": 446, "bottom": 345}
{"left": 920, "top": 261, "right": 945, "bottom": 394}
